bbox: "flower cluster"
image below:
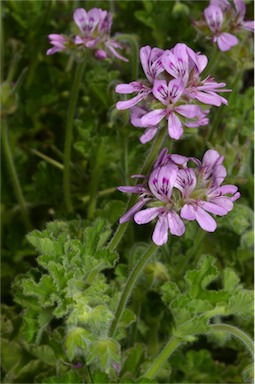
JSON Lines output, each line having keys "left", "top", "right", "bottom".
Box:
{"left": 118, "top": 148, "right": 240, "bottom": 246}
{"left": 115, "top": 43, "right": 229, "bottom": 143}
{"left": 47, "top": 7, "right": 128, "bottom": 62}
{"left": 194, "top": 0, "right": 254, "bottom": 51}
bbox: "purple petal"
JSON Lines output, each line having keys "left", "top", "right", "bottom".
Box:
{"left": 194, "top": 206, "right": 217, "bottom": 232}
{"left": 217, "top": 33, "right": 239, "bottom": 52}
{"left": 168, "top": 211, "right": 185, "bottom": 236}
{"left": 243, "top": 21, "right": 255, "bottom": 32}
{"left": 202, "top": 150, "right": 222, "bottom": 167}
{"left": 117, "top": 185, "right": 145, "bottom": 194}
{"left": 107, "top": 44, "right": 129, "bottom": 62}
{"left": 152, "top": 80, "right": 169, "bottom": 105}
{"left": 141, "top": 109, "right": 167, "bottom": 126}
{"left": 175, "top": 104, "right": 201, "bottom": 119}
{"left": 170, "top": 154, "right": 190, "bottom": 167}
{"left": 119, "top": 198, "right": 150, "bottom": 224}
{"left": 168, "top": 78, "right": 184, "bottom": 104}
{"left": 198, "top": 201, "right": 228, "bottom": 216}
{"left": 140, "top": 127, "right": 158, "bottom": 144}
{"left": 74, "top": 36, "right": 84, "bottom": 45}
{"left": 217, "top": 185, "right": 238, "bottom": 195}
{"left": 140, "top": 45, "right": 152, "bottom": 80}
{"left": 162, "top": 45, "right": 190, "bottom": 84}
{"left": 231, "top": 192, "right": 241, "bottom": 201}
{"left": 152, "top": 215, "right": 169, "bottom": 246}
{"left": 148, "top": 164, "right": 178, "bottom": 202}
{"left": 73, "top": 8, "right": 88, "bottom": 33}
{"left": 204, "top": 5, "right": 223, "bottom": 33}
{"left": 209, "top": 197, "right": 234, "bottom": 212}
{"left": 116, "top": 82, "right": 141, "bottom": 94}
{"left": 175, "top": 168, "right": 197, "bottom": 198}
{"left": 46, "top": 47, "right": 64, "bottom": 55}
{"left": 168, "top": 113, "right": 183, "bottom": 140}
{"left": 181, "top": 204, "right": 196, "bottom": 220}
{"left": 116, "top": 93, "right": 147, "bottom": 110}
{"left": 134, "top": 207, "right": 160, "bottom": 224}
{"left": 234, "top": 0, "right": 246, "bottom": 18}
{"left": 196, "top": 54, "right": 208, "bottom": 73}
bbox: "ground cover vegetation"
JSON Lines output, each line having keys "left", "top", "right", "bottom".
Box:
{"left": 1, "top": 1, "right": 254, "bottom": 383}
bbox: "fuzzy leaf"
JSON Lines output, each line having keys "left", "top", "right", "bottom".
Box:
{"left": 86, "top": 338, "right": 121, "bottom": 373}
{"left": 65, "top": 327, "right": 94, "bottom": 361}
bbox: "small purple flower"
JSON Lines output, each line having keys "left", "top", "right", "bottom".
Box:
{"left": 47, "top": 8, "right": 128, "bottom": 62}
{"left": 115, "top": 43, "right": 230, "bottom": 143}
{"left": 141, "top": 78, "right": 202, "bottom": 140}
{"left": 194, "top": 0, "right": 254, "bottom": 52}
{"left": 73, "top": 8, "right": 128, "bottom": 61}
{"left": 46, "top": 34, "right": 69, "bottom": 55}
{"left": 118, "top": 149, "right": 240, "bottom": 245}
{"left": 115, "top": 46, "right": 164, "bottom": 110}
{"left": 204, "top": 5, "right": 239, "bottom": 51}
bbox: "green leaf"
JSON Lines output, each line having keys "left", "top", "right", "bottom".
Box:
{"left": 42, "top": 372, "right": 82, "bottom": 383}
{"left": 223, "top": 268, "right": 241, "bottom": 293}
{"left": 87, "top": 338, "right": 121, "bottom": 373}
{"left": 31, "top": 345, "right": 56, "bottom": 366}
{"left": 65, "top": 327, "right": 94, "bottom": 361}
{"left": 226, "top": 290, "right": 253, "bottom": 317}
{"left": 185, "top": 255, "right": 218, "bottom": 297}
{"left": 217, "top": 204, "right": 253, "bottom": 235}
{"left": 121, "top": 344, "right": 144, "bottom": 375}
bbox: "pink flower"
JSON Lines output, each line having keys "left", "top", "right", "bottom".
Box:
{"left": 162, "top": 44, "right": 230, "bottom": 106}
{"left": 204, "top": 5, "right": 239, "bottom": 51}
{"left": 115, "top": 43, "right": 230, "bottom": 143}
{"left": 115, "top": 46, "right": 164, "bottom": 110}
{"left": 46, "top": 8, "right": 128, "bottom": 61}
{"left": 141, "top": 78, "right": 202, "bottom": 140}
{"left": 118, "top": 149, "right": 240, "bottom": 245}
{"left": 194, "top": 0, "right": 254, "bottom": 52}
{"left": 46, "top": 34, "right": 68, "bottom": 55}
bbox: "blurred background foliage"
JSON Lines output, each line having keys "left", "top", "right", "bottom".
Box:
{"left": 1, "top": 0, "right": 254, "bottom": 383}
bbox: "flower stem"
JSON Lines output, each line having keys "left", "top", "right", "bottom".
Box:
{"left": 109, "top": 242, "right": 158, "bottom": 338}
{"left": 2, "top": 118, "right": 32, "bottom": 230}
{"left": 108, "top": 128, "right": 166, "bottom": 252}
{"left": 64, "top": 60, "right": 86, "bottom": 213}
{"left": 210, "top": 324, "right": 254, "bottom": 357}
{"left": 115, "top": 34, "right": 139, "bottom": 80}
{"left": 208, "top": 69, "right": 243, "bottom": 142}
{"left": 144, "top": 335, "right": 182, "bottom": 379}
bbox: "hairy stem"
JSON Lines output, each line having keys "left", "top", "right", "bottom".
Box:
{"left": 64, "top": 61, "right": 86, "bottom": 213}
{"left": 109, "top": 243, "right": 158, "bottom": 337}
{"left": 108, "top": 128, "right": 166, "bottom": 252}
{"left": 115, "top": 34, "right": 139, "bottom": 80}
{"left": 144, "top": 335, "right": 182, "bottom": 379}
{"left": 2, "top": 118, "right": 32, "bottom": 230}
{"left": 210, "top": 324, "right": 254, "bottom": 357}
{"left": 208, "top": 69, "right": 243, "bottom": 142}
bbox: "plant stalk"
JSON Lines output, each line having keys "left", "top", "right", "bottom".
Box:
{"left": 107, "top": 128, "right": 166, "bottom": 252}
{"left": 210, "top": 324, "right": 254, "bottom": 357}
{"left": 109, "top": 242, "right": 158, "bottom": 338}
{"left": 64, "top": 60, "right": 86, "bottom": 213}
{"left": 144, "top": 335, "right": 182, "bottom": 379}
{"left": 2, "top": 118, "right": 32, "bottom": 230}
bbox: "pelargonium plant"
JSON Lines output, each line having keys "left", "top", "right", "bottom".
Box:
{"left": 118, "top": 148, "right": 240, "bottom": 245}
{"left": 115, "top": 43, "right": 230, "bottom": 142}
{"left": 3, "top": 2, "right": 254, "bottom": 383}
{"left": 47, "top": 7, "right": 128, "bottom": 61}
{"left": 193, "top": 0, "right": 254, "bottom": 51}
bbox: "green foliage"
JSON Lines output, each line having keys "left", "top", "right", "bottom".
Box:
{"left": 13, "top": 219, "right": 120, "bottom": 376}
{"left": 2, "top": 0, "right": 254, "bottom": 383}
{"left": 161, "top": 255, "right": 253, "bottom": 341}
